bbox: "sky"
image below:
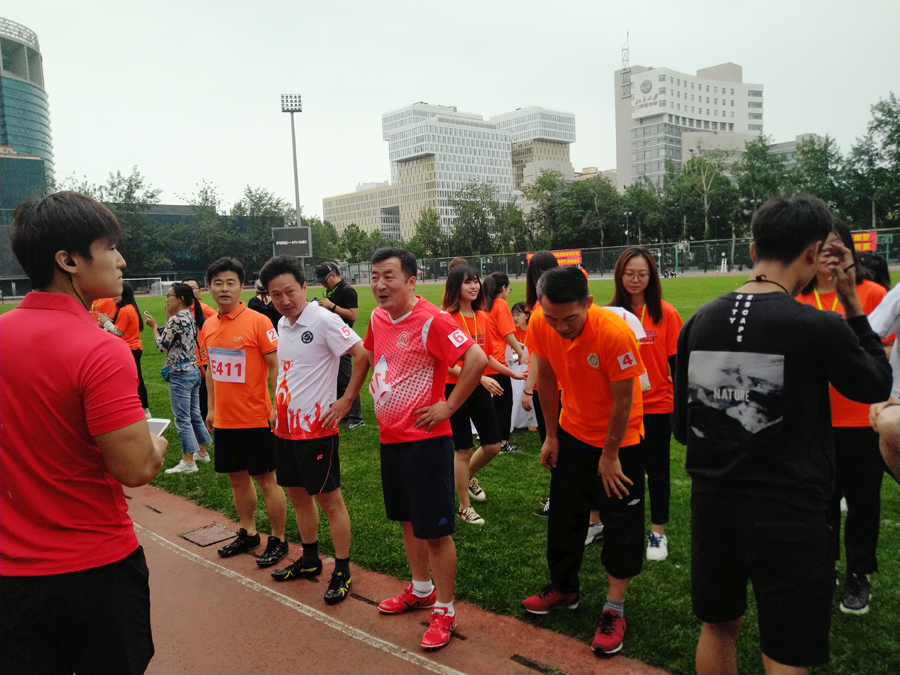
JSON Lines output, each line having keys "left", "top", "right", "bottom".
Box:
{"left": 4, "top": 1, "right": 900, "bottom": 219}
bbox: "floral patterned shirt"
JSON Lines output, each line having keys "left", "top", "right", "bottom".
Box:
{"left": 156, "top": 309, "right": 197, "bottom": 371}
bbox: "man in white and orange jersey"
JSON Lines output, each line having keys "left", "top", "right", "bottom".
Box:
{"left": 258, "top": 255, "right": 368, "bottom": 606}
{"left": 202, "top": 257, "right": 289, "bottom": 569}
{"left": 522, "top": 266, "right": 646, "bottom": 658}
{"left": 363, "top": 247, "right": 487, "bottom": 651}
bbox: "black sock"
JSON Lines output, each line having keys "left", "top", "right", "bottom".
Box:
{"left": 335, "top": 556, "right": 350, "bottom": 575}
{"left": 301, "top": 540, "right": 319, "bottom": 565}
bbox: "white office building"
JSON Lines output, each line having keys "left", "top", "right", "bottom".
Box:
{"left": 614, "top": 62, "right": 764, "bottom": 188}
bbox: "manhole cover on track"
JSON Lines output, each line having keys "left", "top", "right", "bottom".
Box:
{"left": 181, "top": 524, "right": 238, "bottom": 547}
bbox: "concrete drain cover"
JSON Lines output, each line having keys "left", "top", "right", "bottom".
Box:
{"left": 181, "top": 524, "right": 237, "bottom": 547}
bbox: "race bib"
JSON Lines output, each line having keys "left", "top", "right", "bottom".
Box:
{"left": 340, "top": 324, "right": 354, "bottom": 339}
{"left": 617, "top": 351, "right": 637, "bottom": 370}
{"left": 209, "top": 347, "right": 247, "bottom": 383}
{"left": 448, "top": 329, "right": 468, "bottom": 348}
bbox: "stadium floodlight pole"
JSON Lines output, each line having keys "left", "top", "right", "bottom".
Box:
{"left": 281, "top": 94, "right": 303, "bottom": 229}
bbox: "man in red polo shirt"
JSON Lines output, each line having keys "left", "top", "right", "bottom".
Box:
{"left": 0, "top": 192, "right": 167, "bottom": 675}
{"left": 522, "top": 266, "right": 646, "bottom": 657}
{"left": 203, "top": 257, "right": 289, "bottom": 568}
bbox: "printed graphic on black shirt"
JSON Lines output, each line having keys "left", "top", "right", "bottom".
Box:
{"left": 687, "top": 351, "right": 784, "bottom": 440}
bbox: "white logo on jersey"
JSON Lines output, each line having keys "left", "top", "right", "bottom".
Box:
{"left": 617, "top": 351, "right": 636, "bottom": 370}
{"left": 266, "top": 328, "right": 277, "bottom": 342}
{"left": 587, "top": 353, "right": 600, "bottom": 368}
{"left": 369, "top": 355, "right": 392, "bottom": 406}
{"left": 448, "top": 329, "right": 467, "bottom": 347}
{"left": 397, "top": 331, "right": 409, "bottom": 348}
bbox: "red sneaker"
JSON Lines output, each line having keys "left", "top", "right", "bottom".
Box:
{"left": 591, "top": 609, "right": 626, "bottom": 654}
{"left": 377, "top": 583, "right": 437, "bottom": 614}
{"left": 420, "top": 608, "right": 456, "bottom": 650}
{"left": 521, "top": 584, "right": 579, "bottom": 615}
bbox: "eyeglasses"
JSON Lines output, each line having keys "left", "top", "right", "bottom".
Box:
{"left": 623, "top": 272, "right": 650, "bottom": 280}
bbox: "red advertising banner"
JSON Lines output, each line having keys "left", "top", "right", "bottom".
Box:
{"left": 527, "top": 249, "right": 583, "bottom": 266}
{"left": 851, "top": 231, "right": 877, "bottom": 252}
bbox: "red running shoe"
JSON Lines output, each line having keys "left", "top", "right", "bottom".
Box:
{"left": 591, "top": 609, "right": 626, "bottom": 654}
{"left": 377, "top": 583, "right": 437, "bottom": 614}
{"left": 420, "top": 608, "right": 456, "bottom": 650}
{"left": 521, "top": 584, "right": 579, "bottom": 615}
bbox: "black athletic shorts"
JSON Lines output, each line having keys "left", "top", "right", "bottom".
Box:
{"left": 381, "top": 436, "right": 455, "bottom": 540}
{"left": 213, "top": 427, "right": 277, "bottom": 476}
{"left": 0, "top": 546, "right": 153, "bottom": 675}
{"left": 445, "top": 382, "right": 501, "bottom": 450}
{"left": 274, "top": 434, "right": 341, "bottom": 494}
{"left": 691, "top": 493, "right": 836, "bottom": 667}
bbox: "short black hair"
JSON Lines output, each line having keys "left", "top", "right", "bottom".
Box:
{"left": 525, "top": 250, "right": 559, "bottom": 310}
{"left": 258, "top": 255, "right": 306, "bottom": 290}
{"left": 752, "top": 195, "right": 833, "bottom": 265}
{"left": 181, "top": 276, "right": 201, "bottom": 288}
{"left": 537, "top": 266, "right": 589, "bottom": 305}
{"left": 371, "top": 247, "right": 417, "bottom": 279}
{"left": 10, "top": 191, "right": 121, "bottom": 290}
{"left": 206, "top": 257, "right": 245, "bottom": 285}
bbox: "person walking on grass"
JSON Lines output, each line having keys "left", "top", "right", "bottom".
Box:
{"left": 1, "top": 192, "right": 167, "bottom": 675}
{"left": 258, "top": 256, "right": 368, "bottom": 605}
{"left": 364, "top": 247, "right": 487, "bottom": 650}
{"left": 145, "top": 283, "right": 212, "bottom": 473}
{"left": 609, "top": 247, "right": 683, "bottom": 561}
{"left": 441, "top": 265, "right": 525, "bottom": 526}
{"left": 202, "top": 257, "right": 289, "bottom": 569}
{"left": 522, "top": 266, "right": 647, "bottom": 656}
{"left": 99, "top": 281, "right": 151, "bottom": 418}
{"left": 673, "top": 196, "right": 891, "bottom": 674}
{"left": 483, "top": 271, "right": 526, "bottom": 453}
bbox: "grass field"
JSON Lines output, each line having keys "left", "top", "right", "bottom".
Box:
{"left": 5, "top": 273, "right": 898, "bottom": 674}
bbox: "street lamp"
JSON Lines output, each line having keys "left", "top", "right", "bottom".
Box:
{"left": 624, "top": 211, "right": 632, "bottom": 246}
{"left": 281, "top": 94, "right": 303, "bottom": 228}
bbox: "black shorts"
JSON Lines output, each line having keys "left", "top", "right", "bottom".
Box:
{"left": 275, "top": 434, "right": 341, "bottom": 494}
{"left": 445, "top": 383, "right": 501, "bottom": 450}
{"left": 691, "top": 493, "right": 836, "bottom": 667}
{"left": 381, "top": 436, "right": 455, "bottom": 540}
{"left": 0, "top": 546, "right": 153, "bottom": 675}
{"left": 213, "top": 427, "right": 277, "bottom": 476}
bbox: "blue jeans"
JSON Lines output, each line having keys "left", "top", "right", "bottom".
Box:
{"left": 168, "top": 366, "right": 211, "bottom": 455}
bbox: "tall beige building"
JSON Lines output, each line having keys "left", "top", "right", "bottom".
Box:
{"left": 322, "top": 182, "right": 399, "bottom": 239}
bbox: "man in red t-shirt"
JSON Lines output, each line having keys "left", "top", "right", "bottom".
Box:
{"left": 362, "top": 248, "right": 487, "bottom": 651}
{"left": 0, "top": 192, "right": 167, "bottom": 675}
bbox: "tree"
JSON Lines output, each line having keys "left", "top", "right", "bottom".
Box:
{"left": 732, "top": 135, "right": 788, "bottom": 219}
{"left": 554, "top": 175, "right": 621, "bottom": 248}
{"left": 449, "top": 181, "right": 497, "bottom": 256}
{"left": 338, "top": 223, "right": 369, "bottom": 263}
{"left": 180, "top": 180, "right": 245, "bottom": 269}
{"left": 676, "top": 149, "right": 735, "bottom": 240}
{"left": 521, "top": 169, "right": 565, "bottom": 248}
{"left": 308, "top": 217, "right": 340, "bottom": 266}
{"left": 788, "top": 135, "right": 845, "bottom": 215}
{"left": 231, "top": 185, "right": 295, "bottom": 270}
{"left": 493, "top": 199, "right": 525, "bottom": 254}
{"left": 407, "top": 207, "right": 446, "bottom": 259}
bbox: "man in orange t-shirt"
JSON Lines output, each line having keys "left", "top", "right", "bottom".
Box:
{"left": 202, "top": 257, "right": 288, "bottom": 569}
{"left": 521, "top": 267, "right": 645, "bottom": 657}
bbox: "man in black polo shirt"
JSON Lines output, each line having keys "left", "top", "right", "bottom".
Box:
{"left": 316, "top": 262, "right": 364, "bottom": 429}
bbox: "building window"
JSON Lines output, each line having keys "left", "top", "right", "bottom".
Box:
{"left": 749, "top": 124, "right": 763, "bottom": 131}
{"left": 706, "top": 97, "right": 710, "bottom": 103}
{"left": 731, "top": 100, "right": 734, "bottom": 106}
{"left": 706, "top": 85, "right": 710, "bottom": 92}
{"left": 729, "top": 123, "right": 734, "bottom": 131}
{"left": 691, "top": 82, "right": 695, "bottom": 89}
{"left": 712, "top": 122, "right": 718, "bottom": 130}
{"left": 714, "top": 86, "right": 718, "bottom": 93}
{"left": 706, "top": 109, "right": 710, "bottom": 115}
{"left": 749, "top": 113, "right": 763, "bottom": 119}
{"left": 749, "top": 101, "right": 762, "bottom": 108}
{"left": 660, "top": 100, "right": 667, "bottom": 107}
{"left": 677, "top": 78, "right": 681, "bottom": 85}
{"left": 704, "top": 120, "right": 710, "bottom": 129}
{"left": 660, "top": 86, "right": 667, "bottom": 94}
{"left": 749, "top": 90, "right": 763, "bottom": 97}
{"left": 731, "top": 88, "right": 734, "bottom": 95}
{"left": 659, "top": 74, "right": 666, "bottom": 82}
{"left": 731, "top": 112, "right": 735, "bottom": 118}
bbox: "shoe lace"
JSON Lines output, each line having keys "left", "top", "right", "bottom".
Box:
{"left": 648, "top": 532, "right": 660, "bottom": 548}
{"left": 597, "top": 611, "right": 618, "bottom": 635}
{"left": 537, "top": 584, "right": 559, "bottom": 599}
{"left": 329, "top": 572, "right": 347, "bottom": 590}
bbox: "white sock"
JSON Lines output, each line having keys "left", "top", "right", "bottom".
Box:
{"left": 412, "top": 579, "right": 434, "bottom": 597}
{"left": 434, "top": 600, "right": 455, "bottom": 616}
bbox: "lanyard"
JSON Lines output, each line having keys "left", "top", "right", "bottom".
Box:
{"left": 460, "top": 312, "right": 477, "bottom": 341}
{"left": 325, "top": 283, "right": 338, "bottom": 299}
{"left": 813, "top": 288, "right": 838, "bottom": 312}
{"left": 639, "top": 305, "right": 646, "bottom": 325}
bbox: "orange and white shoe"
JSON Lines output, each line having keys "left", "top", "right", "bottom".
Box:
{"left": 377, "top": 583, "right": 436, "bottom": 614}
{"left": 420, "top": 607, "right": 456, "bottom": 650}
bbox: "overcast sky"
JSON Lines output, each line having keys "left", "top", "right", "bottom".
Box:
{"left": 5, "top": 1, "right": 900, "bottom": 219}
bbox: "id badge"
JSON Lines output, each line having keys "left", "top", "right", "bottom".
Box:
{"left": 209, "top": 347, "right": 247, "bottom": 383}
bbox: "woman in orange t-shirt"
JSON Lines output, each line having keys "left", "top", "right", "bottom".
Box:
{"left": 100, "top": 282, "right": 149, "bottom": 416}
{"left": 610, "top": 247, "right": 684, "bottom": 561}
{"left": 795, "top": 221, "right": 890, "bottom": 614}
{"left": 441, "top": 265, "right": 524, "bottom": 526}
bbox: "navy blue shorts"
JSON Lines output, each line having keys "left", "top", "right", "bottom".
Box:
{"left": 380, "top": 436, "right": 455, "bottom": 540}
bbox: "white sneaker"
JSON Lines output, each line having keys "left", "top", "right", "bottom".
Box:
{"left": 585, "top": 523, "right": 605, "bottom": 546}
{"left": 144, "top": 409, "right": 152, "bottom": 419}
{"left": 459, "top": 505, "right": 485, "bottom": 525}
{"left": 165, "top": 459, "right": 198, "bottom": 474}
{"left": 646, "top": 531, "right": 668, "bottom": 561}
{"left": 193, "top": 452, "right": 211, "bottom": 463}
{"left": 468, "top": 477, "right": 486, "bottom": 502}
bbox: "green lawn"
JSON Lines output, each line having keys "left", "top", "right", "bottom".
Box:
{"left": 4, "top": 273, "right": 898, "bottom": 674}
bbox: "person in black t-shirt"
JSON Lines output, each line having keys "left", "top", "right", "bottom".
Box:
{"left": 315, "top": 262, "right": 363, "bottom": 429}
{"left": 672, "top": 195, "right": 891, "bottom": 674}
{"left": 248, "top": 279, "right": 282, "bottom": 330}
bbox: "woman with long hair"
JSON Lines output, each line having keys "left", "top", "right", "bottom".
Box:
{"left": 99, "top": 282, "right": 150, "bottom": 417}
{"left": 609, "top": 247, "right": 683, "bottom": 559}
{"left": 441, "top": 265, "right": 524, "bottom": 526}
{"left": 144, "top": 283, "right": 212, "bottom": 475}
{"left": 482, "top": 271, "right": 526, "bottom": 453}
{"left": 796, "top": 220, "right": 891, "bottom": 615}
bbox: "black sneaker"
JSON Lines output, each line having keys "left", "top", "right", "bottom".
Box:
{"left": 256, "top": 536, "right": 289, "bottom": 568}
{"left": 499, "top": 441, "right": 520, "bottom": 453}
{"left": 271, "top": 557, "right": 323, "bottom": 581}
{"left": 343, "top": 420, "right": 365, "bottom": 430}
{"left": 324, "top": 570, "right": 352, "bottom": 605}
{"left": 217, "top": 528, "right": 260, "bottom": 558}
{"left": 533, "top": 498, "right": 550, "bottom": 517}
{"left": 840, "top": 573, "right": 871, "bottom": 615}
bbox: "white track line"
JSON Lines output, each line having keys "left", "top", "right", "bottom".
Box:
{"left": 135, "top": 524, "right": 466, "bottom": 675}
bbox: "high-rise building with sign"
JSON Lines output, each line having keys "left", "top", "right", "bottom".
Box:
{"left": 614, "top": 61, "right": 763, "bottom": 188}
{"left": 0, "top": 18, "right": 53, "bottom": 179}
